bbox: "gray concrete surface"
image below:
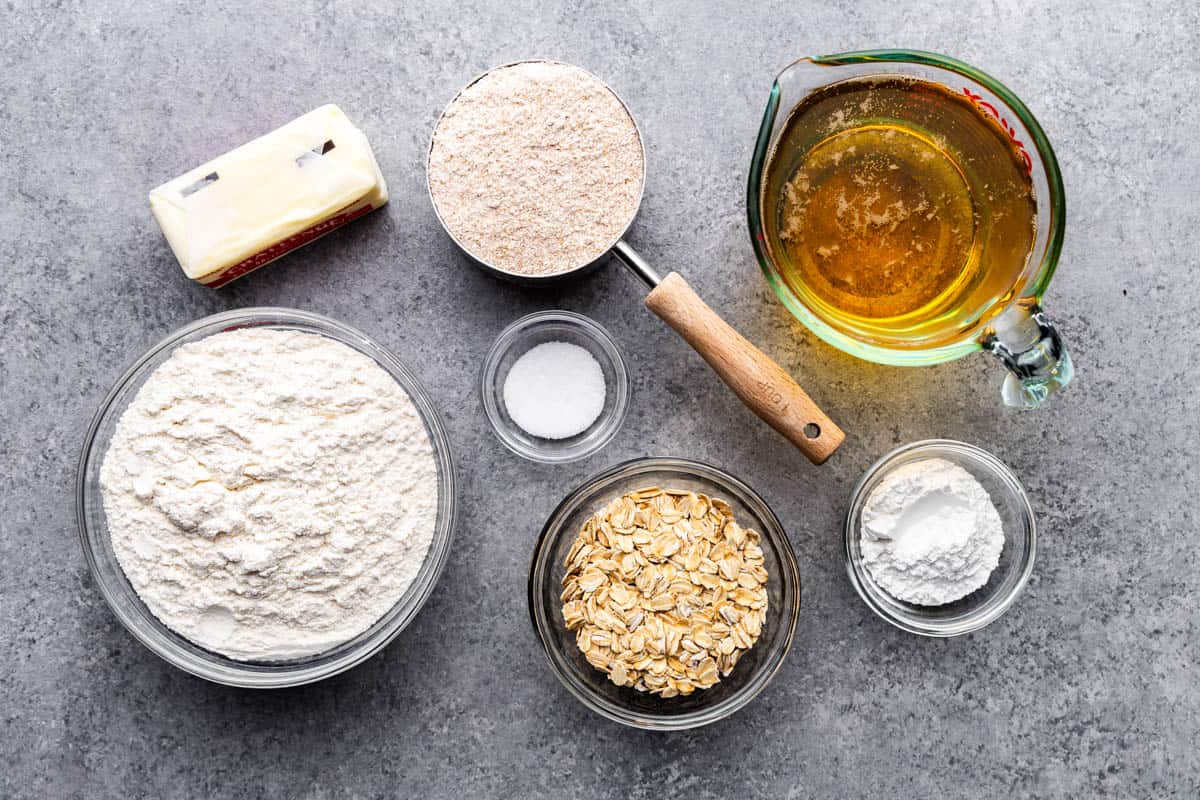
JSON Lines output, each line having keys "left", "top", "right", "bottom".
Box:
{"left": 2, "top": 1, "right": 1198, "bottom": 797}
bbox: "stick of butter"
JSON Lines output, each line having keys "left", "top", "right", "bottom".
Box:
{"left": 149, "top": 104, "right": 388, "bottom": 288}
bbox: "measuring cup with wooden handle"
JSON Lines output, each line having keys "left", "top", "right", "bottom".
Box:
{"left": 428, "top": 60, "right": 845, "bottom": 464}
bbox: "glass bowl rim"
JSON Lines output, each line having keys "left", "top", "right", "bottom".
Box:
{"left": 842, "top": 438, "right": 1037, "bottom": 637}
{"left": 527, "top": 456, "right": 801, "bottom": 730}
{"left": 75, "top": 306, "right": 458, "bottom": 687}
{"left": 479, "top": 309, "right": 631, "bottom": 464}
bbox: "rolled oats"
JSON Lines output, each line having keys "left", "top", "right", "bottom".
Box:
{"left": 560, "top": 486, "right": 770, "bottom": 697}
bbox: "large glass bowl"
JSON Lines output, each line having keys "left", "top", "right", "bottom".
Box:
{"left": 528, "top": 458, "right": 801, "bottom": 730}
{"left": 76, "top": 308, "right": 457, "bottom": 687}
{"left": 844, "top": 440, "right": 1036, "bottom": 636}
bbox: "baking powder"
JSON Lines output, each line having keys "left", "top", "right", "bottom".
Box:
{"left": 859, "top": 457, "right": 1004, "bottom": 606}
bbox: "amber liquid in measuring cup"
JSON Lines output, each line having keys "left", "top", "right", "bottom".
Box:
{"left": 763, "top": 77, "right": 1036, "bottom": 347}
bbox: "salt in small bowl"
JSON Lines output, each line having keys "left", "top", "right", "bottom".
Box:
{"left": 480, "top": 310, "right": 630, "bottom": 463}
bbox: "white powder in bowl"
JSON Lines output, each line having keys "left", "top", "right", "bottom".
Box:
{"left": 99, "top": 328, "right": 440, "bottom": 661}
{"left": 859, "top": 457, "right": 1005, "bottom": 606}
{"left": 428, "top": 61, "right": 645, "bottom": 276}
{"left": 503, "top": 341, "right": 606, "bottom": 439}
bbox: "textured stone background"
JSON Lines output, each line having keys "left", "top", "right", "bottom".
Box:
{"left": 2, "top": 1, "right": 1197, "bottom": 797}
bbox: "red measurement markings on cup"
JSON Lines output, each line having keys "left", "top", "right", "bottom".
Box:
{"left": 961, "top": 87, "right": 1033, "bottom": 174}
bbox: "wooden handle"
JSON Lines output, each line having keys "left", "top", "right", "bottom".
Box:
{"left": 645, "top": 272, "right": 845, "bottom": 464}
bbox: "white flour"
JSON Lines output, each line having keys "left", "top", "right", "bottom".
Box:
{"left": 428, "top": 61, "right": 644, "bottom": 276}
{"left": 860, "top": 458, "right": 1004, "bottom": 606}
{"left": 99, "top": 328, "right": 439, "bottom": 661}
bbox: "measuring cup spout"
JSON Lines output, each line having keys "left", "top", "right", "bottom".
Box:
{"left": 985, "top": 301, "right": 1074, "bottom": 409}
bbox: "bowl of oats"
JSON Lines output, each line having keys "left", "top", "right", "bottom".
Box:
{"left": 528, "top": 457, "right": 800, "bottom": 730}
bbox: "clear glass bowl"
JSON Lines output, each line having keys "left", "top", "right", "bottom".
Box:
{"left": 75, "top": 308, "right": 458, "bottom": 687}
{"left": 528, "top": 457, "right": 801, "bottom": 730}
{"left": 843, "top": 440, "right": 1036, "bottom": 636}
{"left": 480, "top": 310, "right": 630, "bottom": 463}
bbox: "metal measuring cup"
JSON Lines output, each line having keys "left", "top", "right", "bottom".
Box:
{"left": 428, "top": 61, "right": 843, "bottom": 464}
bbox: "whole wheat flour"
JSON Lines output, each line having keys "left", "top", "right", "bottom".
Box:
{"left": 428, "top": 61, "right": 644, "bottom": 276}
{"left": 99, "top": 328, "right": 439, "bottom": 661}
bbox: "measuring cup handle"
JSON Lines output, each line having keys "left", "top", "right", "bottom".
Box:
{"left": 644, "top": 271, "right": 845, "bottom": 464}
{"left": 985, "top": 301, "right": 1075, "bottom": 409}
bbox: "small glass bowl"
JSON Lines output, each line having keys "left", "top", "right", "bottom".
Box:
{"left": 480, "top": 311, "right": 630, "bottom": 463}
{"left": 844, "top": 440, "right": 1036, "bottom": 637}
{"left": 529, "top": 457, "right": 801, "bottom": 730}
{"left": 76, "top": 308, "right": 457, "bottom": 688}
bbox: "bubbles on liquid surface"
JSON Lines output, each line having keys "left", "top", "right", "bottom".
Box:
{"left": 779, "top": 124, "right": 976, "bottom": 318}
{"left": 764, "top": 76, "right": 1037, "bottom": 334}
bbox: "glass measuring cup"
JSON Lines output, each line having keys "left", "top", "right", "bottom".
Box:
{"left": 748, "top": 50, "right": 1073, "bottom": 408}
